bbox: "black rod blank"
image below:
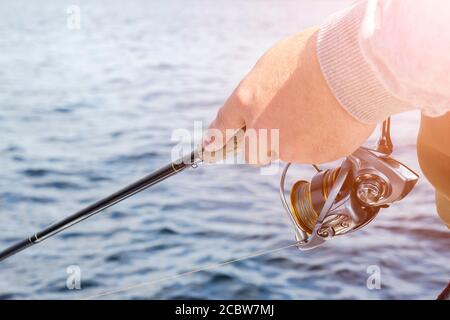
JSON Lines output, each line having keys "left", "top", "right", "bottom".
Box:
{"left": 0, "top": 151, "right": 199, "bottom": 262}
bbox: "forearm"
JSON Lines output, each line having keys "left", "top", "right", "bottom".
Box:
{"left": 316, "top": 0, "right": 450, "bottom": 227}
{"left": 265, "top": 27, "right": 375, "bottom": 164}
{"left": 205, "top": 0, "right": 450, "bottom": 165}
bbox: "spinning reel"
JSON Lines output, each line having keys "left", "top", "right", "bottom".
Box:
{"left": 280, "top": 118, "right": 419, "bottom": 250}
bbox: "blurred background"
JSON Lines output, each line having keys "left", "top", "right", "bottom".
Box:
{"left": 0, "top": 0, "right": 448, "bottom": 299}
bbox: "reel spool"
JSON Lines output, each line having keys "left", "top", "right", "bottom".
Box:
{"left": 280, "top": 118, "right": 419, "bottom": 250}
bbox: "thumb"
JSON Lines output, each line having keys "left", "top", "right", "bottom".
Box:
{"left": 203, "top": 95, "right": 246, "bottom": 152}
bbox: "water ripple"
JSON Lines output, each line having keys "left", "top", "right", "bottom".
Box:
{"left": 0, "top": 0, "right": 448, "bottom": 300}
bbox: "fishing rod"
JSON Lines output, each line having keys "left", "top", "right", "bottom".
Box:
{"left": 0, "top": 119, "right": 419, "bottom": 261}
{"left": 0, "top": 151, "right": 202, "bottom": 262}
{"left": 0, "top": 131, "right": 242, "bottom": 262}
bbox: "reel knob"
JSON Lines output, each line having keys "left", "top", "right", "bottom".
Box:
{"left": 355, "top": 174, "right": 389, "bottom": 206}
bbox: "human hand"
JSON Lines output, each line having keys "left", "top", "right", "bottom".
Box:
{"left": 203, "top": 27, "right": 374, "bottom": 165}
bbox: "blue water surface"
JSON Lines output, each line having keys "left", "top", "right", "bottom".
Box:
{"left": 0, "top": 0, "right": 448, "bottom": 299}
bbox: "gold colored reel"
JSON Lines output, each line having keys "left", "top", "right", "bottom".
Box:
{"left": 290, "top": 168, "right": 341, "bottom": 234}
{"left": 280, "top": 118, "right": 419, "bottom": 250}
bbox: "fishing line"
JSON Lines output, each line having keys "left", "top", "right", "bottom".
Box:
{"left": 79, "top": 241, "right": 300, "bottom": 300}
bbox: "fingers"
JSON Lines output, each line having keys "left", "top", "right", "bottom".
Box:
{"left": 203, "top": 91, "right": 246, "bottom": 153}
{"left": 204, "top": 86, "right": 280, "bottom": 166}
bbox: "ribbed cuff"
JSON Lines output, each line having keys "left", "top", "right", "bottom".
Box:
{"left": 316, "top": 1, "right": 411, "bottom": 125}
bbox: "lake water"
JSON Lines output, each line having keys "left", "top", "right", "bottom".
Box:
{"left": 0, "top": 0, "right": 448, "bottom": 299}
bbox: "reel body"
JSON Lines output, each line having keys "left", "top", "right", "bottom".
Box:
{"left": 280, "top": 143, "right": 419, "bottom": 250}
